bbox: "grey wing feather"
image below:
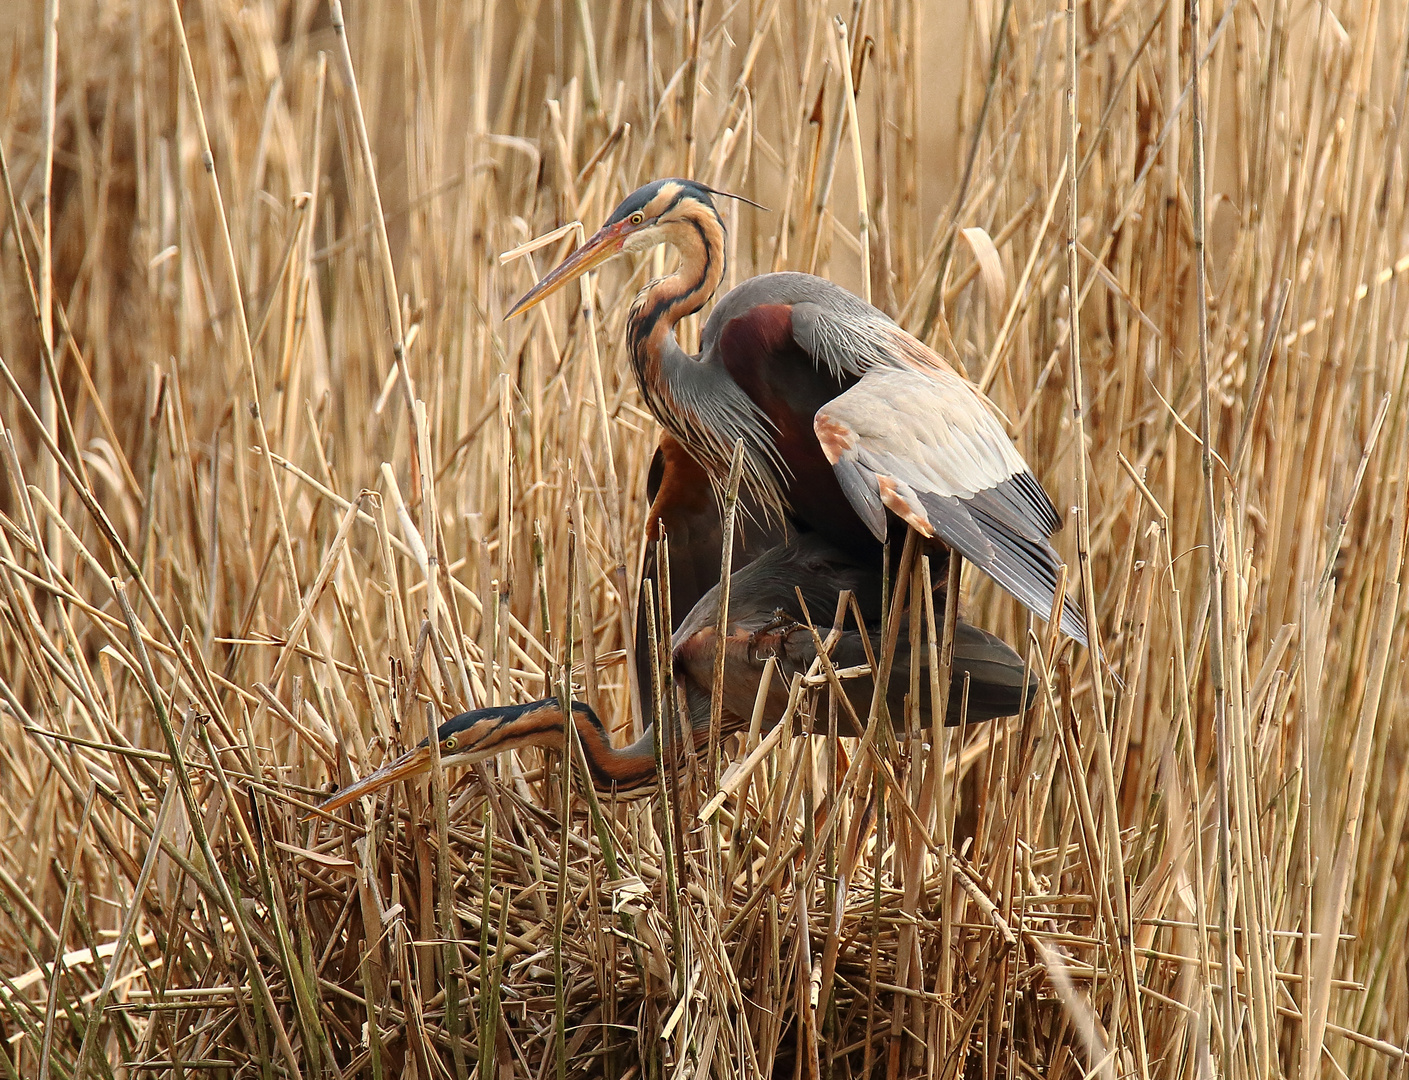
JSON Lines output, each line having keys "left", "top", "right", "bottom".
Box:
{"left": 949, "top": 620, "right": 1038, "bottom": 723}
{"left": 833, "top": 458, "right": 888, "bottom": 540}
{"left": 918, "top": 492, "right": 1086, "bottom": 643}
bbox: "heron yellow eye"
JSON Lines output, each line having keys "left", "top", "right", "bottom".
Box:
{"left": 443, "top": 737, "right": 457, "bottom": 751}
{"left": 630, "top": 212, "right": 644, "bottom": 225}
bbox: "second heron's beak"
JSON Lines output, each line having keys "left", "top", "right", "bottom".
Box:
{"left": 505, "top": 222, "right": 626, "bottom": 319}
{"left": 314, "top": 743, "right": 433, "bottom": 815}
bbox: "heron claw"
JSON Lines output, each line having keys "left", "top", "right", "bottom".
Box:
{"left": 747, "top": 609, "right": 802, "bottom": 662}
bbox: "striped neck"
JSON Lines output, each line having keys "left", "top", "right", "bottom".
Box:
{"left": 440, "top": 697, "right": 703, "bottom": 796}
{"left": 619, "top": 207, "right": 793, "bottom": 511}
{"left": 626, "top": 209, "right": 727, "bottom": 415}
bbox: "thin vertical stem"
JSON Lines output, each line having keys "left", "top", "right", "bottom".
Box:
{"left": 833, "top": 18, "right": 870, "bottom": 304}
{"left": 1065, "top": 2, "right": 1148, "bottom": 1073}
{"left": 553, "top": 529, "right": 577, "bottom": 1080}
{"left": 38, "top": 0, "right": 60, "bottom": 565}
{"left": 166, "top": 0, "right": 301, "bottom": 607}
{"left": 1188, "top": 0, "right": 1238, "bottom": 1066}
{"left": 708, "top": 441, "right": 746, "bottom": 790}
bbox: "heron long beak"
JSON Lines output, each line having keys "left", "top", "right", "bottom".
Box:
{"left": 505, "top": 222, "right": 626, "bottom": 319}
{"left": 315, "top": 744, "right": 433, "bottom": 815}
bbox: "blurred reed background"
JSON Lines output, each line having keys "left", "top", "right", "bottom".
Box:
{"left": 1, "top": 0, "right": 1408, "bottom": 1075}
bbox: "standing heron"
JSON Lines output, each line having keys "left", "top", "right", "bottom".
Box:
{"left": 507, "top": 179, "right": 1087, "bottom": 645}
{"left": 315, "top": 531, "right": 1035, "bottom": 812}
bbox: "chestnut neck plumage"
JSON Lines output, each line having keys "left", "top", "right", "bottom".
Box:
{"left": 622, "top": 204, "right": 791, "bottom": 514}
{"left": 443, "top": 696, "right": 706, "bottom": 795}
{"left": 625, "top": 207, "right": 727, "bottom": 414}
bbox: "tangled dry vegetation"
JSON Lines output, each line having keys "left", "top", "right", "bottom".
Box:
{"left": 2, "top": 0, "right": 1409, "bottom": 1076}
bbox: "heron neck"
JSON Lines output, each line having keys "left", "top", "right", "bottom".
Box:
{"left": 461, "top": 697, "right": 696, "bottom": 794}
{"left": 626, "top": 216, "right": 726, "bottom": 397}
{"left": 574, "top": 711, "right": 667, "bottom": 793}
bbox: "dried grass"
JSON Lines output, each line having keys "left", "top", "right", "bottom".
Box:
{"left": 1, "top": 0, "right": 1408, "bottom": 1076}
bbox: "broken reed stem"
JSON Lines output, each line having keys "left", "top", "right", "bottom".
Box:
{"left": 708, "top": 440, "right": 746, "bottom": 791}
{"left": 553, "top": 528, "right": 576, "bottom": 1080}
{"left": 37, "top": 0, "right": 59, "bottom": 567}
{"left": 478, "top": 801, "right": 498, "bottom": 1080}
{"left": 427, "top": 685, "right": 467, "bottom": 1080}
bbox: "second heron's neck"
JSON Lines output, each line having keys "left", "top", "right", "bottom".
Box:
{"left": 494, "top": 697, "right": 702, "bottom": 794}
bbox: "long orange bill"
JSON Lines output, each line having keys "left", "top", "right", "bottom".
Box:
{"left": 313, "top": 744, "right": 433, "bottom": 816}
{"left": 504, "top": 221, "right": 626, "bottom": 319}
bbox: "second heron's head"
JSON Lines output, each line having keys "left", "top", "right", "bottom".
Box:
{"left": 506, "top": 178, "right": 729, "bottom": 318}
{"left": 310, "top": 711, "right": 502, "bottom": 816}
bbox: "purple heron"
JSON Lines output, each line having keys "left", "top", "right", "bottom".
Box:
{"left": 507, "top": 179, "right": 1087, "bottom": 645}
{"left": 316, "top": 529, "right": 1034, "bottom": 812}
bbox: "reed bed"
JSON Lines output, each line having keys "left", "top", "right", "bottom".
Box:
{"left": 1, "top": 0, "right": 1408, "bottom": 1075}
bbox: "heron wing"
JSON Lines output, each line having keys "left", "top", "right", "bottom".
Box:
{"left": 826, "top": 618, "right": 1036, "bottom": 727}
{"left": 815, "top": 366, "right": 1087, "bottom": 644}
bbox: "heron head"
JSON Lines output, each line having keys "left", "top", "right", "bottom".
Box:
{"left": 506, "top": 179, "right": 740, "bottom": 318}
{"left": 309, "top": 714, "right": 485, "bottom": 816}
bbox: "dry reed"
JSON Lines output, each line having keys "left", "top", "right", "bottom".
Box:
{"left": 1, "top": 0, "right": 1408, "bottom": 1076}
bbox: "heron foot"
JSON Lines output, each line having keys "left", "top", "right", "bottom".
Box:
{"left": 747, "top": 609, "right": 804, "bottom": 662}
